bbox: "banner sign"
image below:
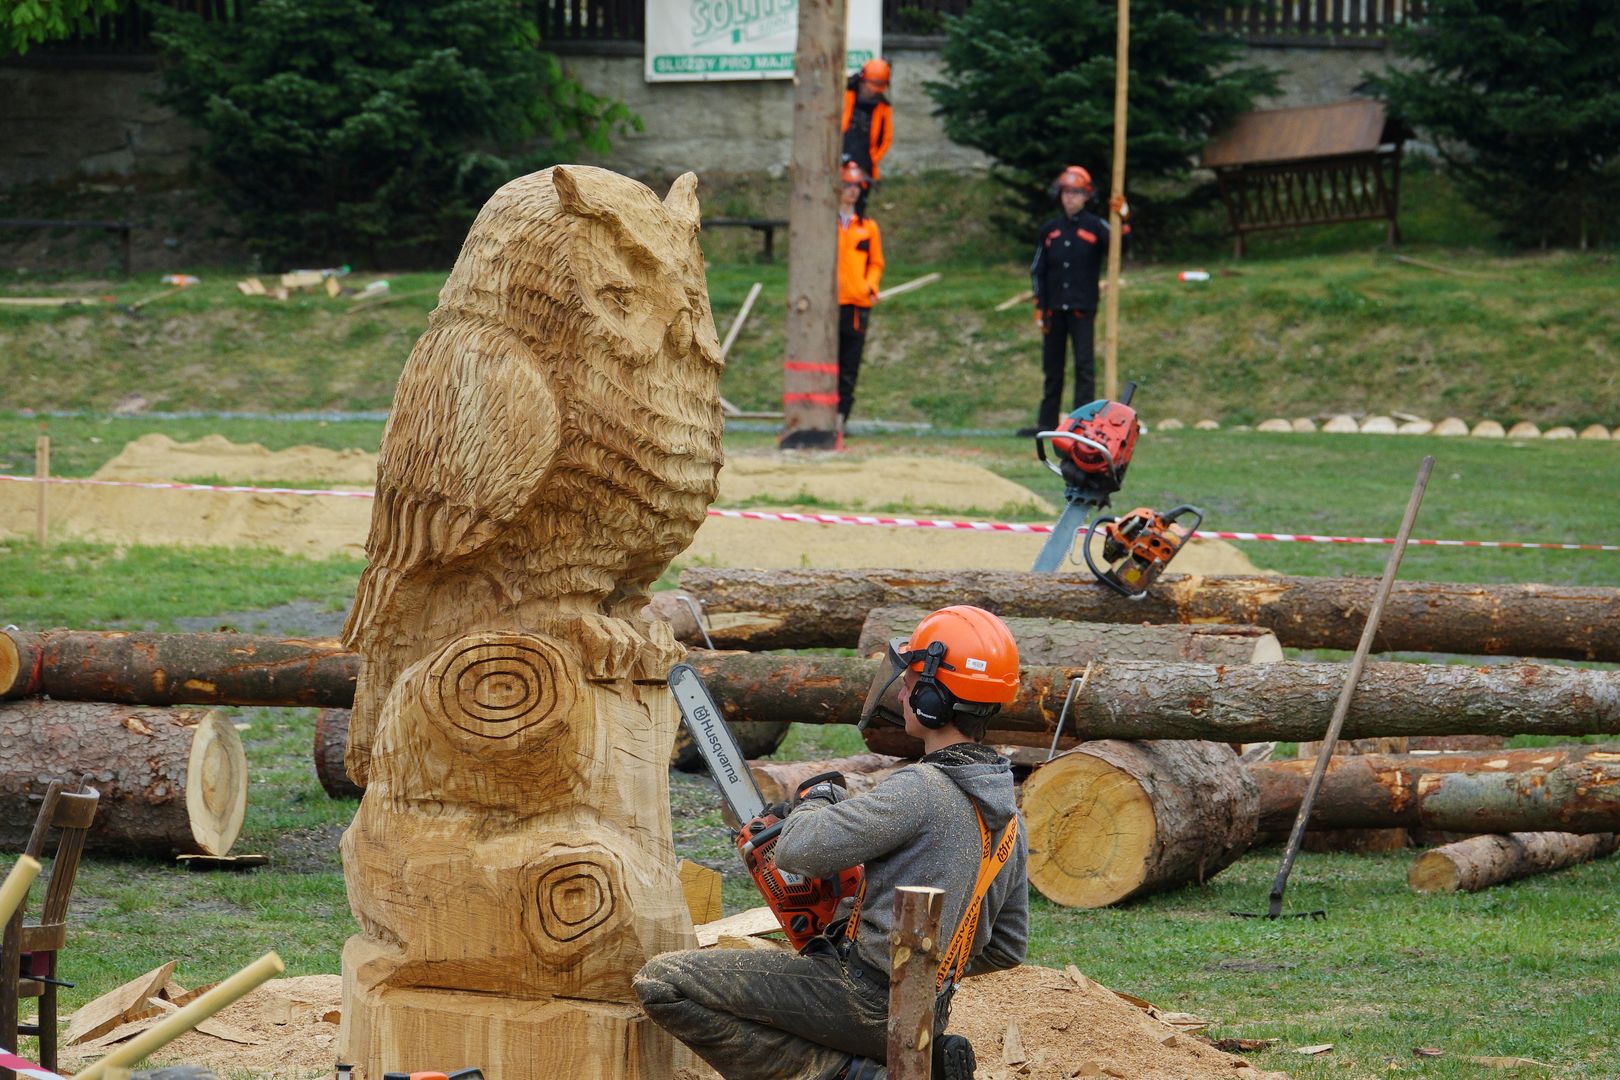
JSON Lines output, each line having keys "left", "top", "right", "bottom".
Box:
{"left": 645, "top": 0, "right": 882, "bottom": 82}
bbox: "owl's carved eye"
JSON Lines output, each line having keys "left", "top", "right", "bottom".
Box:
{"left": 596, "top": 281, "right": 634, "bottom": 316}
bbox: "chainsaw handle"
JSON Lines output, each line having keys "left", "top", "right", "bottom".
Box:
{"left": 1081, "top": 515, "right": 1141, "bottom": 600}
{"left": 1161, "top": 504, "right": 1205, "bottom": 531}
{"left": 738, "top": 816, "right": 785, "bottom": 858}
{"left": 1034, "top": 429, "right": 1117, "bottom": 478}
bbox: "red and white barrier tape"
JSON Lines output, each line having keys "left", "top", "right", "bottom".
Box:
{"left": 0, "top": 1047, "right": 66, "bottom": 1080}
{"left": 3, "top": 474, "right": 1616, "bottom": 552}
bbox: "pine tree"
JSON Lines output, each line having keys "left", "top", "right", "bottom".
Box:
{"left": 1374, "top": 0, "right": 1620, "bottom": 249}
{"left": 925, "top": 0, "right": 1276, "bottom": 239}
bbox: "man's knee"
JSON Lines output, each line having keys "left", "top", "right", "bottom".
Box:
{"left": 633, "top": 951, "right": 689, "bottom": 1012}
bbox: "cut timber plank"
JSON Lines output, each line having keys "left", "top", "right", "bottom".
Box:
{"left": 64, "top": 961, "right": 176, "bottom": 1044}
{"left": 678, "top": 859, "right": 723, "bottom": 925}
{"left": 696, "top": 906, "right": 782, "bottom": 947}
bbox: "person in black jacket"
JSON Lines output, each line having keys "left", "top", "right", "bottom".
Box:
{"left": 1021, "top": 165, "right": 1129, "bottom": 436}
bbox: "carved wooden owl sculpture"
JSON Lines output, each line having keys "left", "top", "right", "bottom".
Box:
{"left": 339, "top": 167, "right": 725, "bottom": 1079}
{"left": 341, "top": 164, "right": 725, "bottom": 784}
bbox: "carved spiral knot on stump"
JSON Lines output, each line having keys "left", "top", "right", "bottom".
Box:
{"left": 520, "top": 848, "right": 630, "bottom": 964}
{"left": 537, "top": 861, "right": 618, "bottom": 943}
{"left": 425, "top": 632, "right": 576, "bottom": 740}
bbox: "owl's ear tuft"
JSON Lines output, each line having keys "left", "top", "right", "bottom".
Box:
{"left": 664, "top": 172, "right": 701, "bottom": 230}
{"left": 552, "top": 166, "right": 584, "bottom": 212}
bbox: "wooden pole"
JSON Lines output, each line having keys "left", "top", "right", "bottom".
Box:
{"left": 717, "top": 281, "right": 765, "bottom": 417}
{"left": 72, "top": 951, "right": 285, "bottom": 1080}
{"left": 1101, "top": 0, "right": 1129, "bottom": 399}
{"left": 33, "top": 435, "right": 49, "bottom": 547}
{"left": 0, "top": 856, "right": 40, "bottom": 929}
{"left": 1261, "top": 455, "right": 1433, "bottom": 917}
{"left": 780, "top": 0, "right": 846, "bottom": 450}
{"left": 888, "top": 886, "right": 944, "bottom": 1080}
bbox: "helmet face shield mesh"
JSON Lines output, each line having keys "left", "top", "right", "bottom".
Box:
{"left": 858, "top": 637, "right": 914, "bottom": 730}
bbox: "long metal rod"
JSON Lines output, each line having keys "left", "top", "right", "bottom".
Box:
{"left": 1260, "top": 454, "right": 1435, "bottom": 918}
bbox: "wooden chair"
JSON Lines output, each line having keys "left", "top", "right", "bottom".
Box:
{"left": 0, "top": 776, "right": 99, "bottom": 1075}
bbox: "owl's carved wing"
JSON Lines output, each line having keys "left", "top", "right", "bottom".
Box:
{"left": 343, "top": 323, "right": 561, "bottom": 645}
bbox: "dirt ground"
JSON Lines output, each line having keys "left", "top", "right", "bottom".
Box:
{"left": 0, "top": 434, "right": 1266, "bottom": 575}
{"left": 61, "top": 966, "right": 1286, "bottom": 1080}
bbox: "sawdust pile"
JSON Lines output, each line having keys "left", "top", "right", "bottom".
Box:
{"left": 61, "top": 975, "right": 343, "bottom": 1079}
{"left": 947, "top": 966, "right": 1288, "bottom": 1080}
{"left": 0, "top": 434, "right": 1267, "bottom": 574}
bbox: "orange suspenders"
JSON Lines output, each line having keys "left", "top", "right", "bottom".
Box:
{"left": 842, "top": 803, "right": 1019, "bottom": 994}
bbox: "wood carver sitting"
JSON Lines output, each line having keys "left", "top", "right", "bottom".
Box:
{"left": 338, "top": 164, "right": 725, "bottom": 1079}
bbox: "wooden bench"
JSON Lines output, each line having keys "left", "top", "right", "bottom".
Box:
{"left": 702, "top": 218, "right": 788, "bottom": 261}
{"left": 0, "top": 218, "right": 133, "bottom": 275}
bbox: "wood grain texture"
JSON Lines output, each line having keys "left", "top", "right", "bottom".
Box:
{"left": 888, "top": 887, "right": 944, "bottom": 1080}
{"left": 677, "top": 568, "right": 1620, "bottom": 661}
{"left": 337, "top": 165, "right": 724, "bottom": 1080}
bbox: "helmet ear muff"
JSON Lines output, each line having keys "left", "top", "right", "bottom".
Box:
{"left": 908, "top": 677, "right": 956, "bottom": 730}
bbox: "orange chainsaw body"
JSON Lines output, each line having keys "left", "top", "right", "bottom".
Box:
{"left": 737, "top": 814, "right": 864, "bottom": 951}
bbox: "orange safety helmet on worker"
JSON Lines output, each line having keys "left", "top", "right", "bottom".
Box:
{"left": 1053, "top": 165, "right": 1094, "bottom": 197}
{"left": 861, "top": 605, "right": 1020, "bottom": 732}
{"left": 837, "top": 162, "right": 883, "bottom": 309}
{"left": 841, "top": 58, "right": 893, "bottom": 180}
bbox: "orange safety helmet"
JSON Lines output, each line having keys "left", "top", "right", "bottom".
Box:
{"left": 860, "top": 606, "right": 1020, "bottom": 730}
{"left": 1054, "top": 165, "right": 1094, "bottom": 195}
{"left": 840, "top": 160, "right": 870, "bottom": 188}
{"left": 859, "top": 58, "right": 891, "bottom": 89}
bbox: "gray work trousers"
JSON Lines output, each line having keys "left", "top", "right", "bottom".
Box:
{"left": 634, "top": 945, "right": 890, "bottom": 1080}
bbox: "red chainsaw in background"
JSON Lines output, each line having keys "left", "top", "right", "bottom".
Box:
{"left": 668, "top": 663, "right": 863, "bottom": 950}
{"left": 1032, "top": 381, "right": 1204, "bottom": 595}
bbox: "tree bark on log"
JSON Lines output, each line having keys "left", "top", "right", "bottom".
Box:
{"left": 856, "top": 607, "right": 1284, "bottom": 663}
{"left": 0, "top": 700, "right": 247, "bottom": 856}
{"left": 676, "top": 568, "right": 1620, "bottom": 661}
{"left": 0, "top": 629, "right": 358, "bottom": 707}
{"left": 1021, "top": 740, "right": 1257, "bottom": 908}
{"left": 747, "top": 754, "right": 904, "bottom": 804}
{"left": 315, "top": 709, "right": 363, "bottom": 800}
{"left": 1408, "top": 832, "right": 1620, "bottom": 893}
{"left": 681, "top": 653, "right": 1620, "bottom": 742}
{"left": 1252, "top": 746, "right": 1620, "bottom": 833}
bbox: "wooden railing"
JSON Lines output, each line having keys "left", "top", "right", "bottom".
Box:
{"left": 28, "top": 0, "right": 240, "bottom": 55}
{"left": 1203, "top": 0, "right": 1421, "bottom": 44}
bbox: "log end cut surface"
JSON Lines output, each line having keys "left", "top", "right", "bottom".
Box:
{"left": 185, "top": 711, "right": 248, "bottom": 855}
{"left": 1408, "top": 849, "right": 1464, "bottom": 893}
{"left": 1022, "top": 753, "right": 1156, "bottom": 908}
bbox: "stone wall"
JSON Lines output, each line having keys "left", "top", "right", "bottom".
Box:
{"left": 1, "top": 42, "right": 1399, "bottom": 186}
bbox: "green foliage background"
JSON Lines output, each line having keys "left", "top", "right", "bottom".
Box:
{"left": 1374, "top": 0, "right": 1620, "bottom": 248}
{"left": 152, "top": 0, "right": 637, "bottom": 266}
{"left": 1, "top": 0, "right": 119, "bottom": 54}
{"left": 925, "top": 0, "right": 1278, "bottom": 242}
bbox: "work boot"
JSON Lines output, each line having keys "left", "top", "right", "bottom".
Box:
{"left": 933, "top": 1033, "right": 977, "bottom": 1079}
{"left": 835, "top": 1055, "right": 885, "bottom": 1080}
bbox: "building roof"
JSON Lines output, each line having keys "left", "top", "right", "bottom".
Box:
{"left": 1201, "top": 100, "right": 1403, "bottom": 168}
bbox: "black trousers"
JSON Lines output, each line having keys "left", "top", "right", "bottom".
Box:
{"left": 838, "top": 303, "right": 871, "bottom": 421}
{"left": 635, "top": 945, "right": 890, "bottom": 1080}
{"left": 1038, "top": 307, "right": 1096, "bottom": 431}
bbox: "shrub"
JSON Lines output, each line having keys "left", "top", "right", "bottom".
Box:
{"left": 1373, "top": 0, "right": 1620, "bottom": 249}
{"left": 153, "top": 0, "right": 636, "bottom": 265}
{"left": 2, "top": 0, "right": 120, "bottom": 54}
{"left": 925, "top": 0, "right": 1277, "bottom": 242}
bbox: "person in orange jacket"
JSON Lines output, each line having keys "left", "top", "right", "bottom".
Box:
{"left": 842, "top": 58, "right": 892, "bottom": 217}
{"left": 837, "top": 161, "right": 884, "bottom": 437}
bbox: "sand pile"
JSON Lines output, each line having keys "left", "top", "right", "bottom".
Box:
{"left": 96, "top": 433, "right": 378, "bottom": 486}
{"left": 0, "top": 434, "right": 1267, "bottom": 574}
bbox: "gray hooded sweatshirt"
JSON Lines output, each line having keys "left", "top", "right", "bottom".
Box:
{"left": 773, "top": 743, "right": 1029, "bottom": 982}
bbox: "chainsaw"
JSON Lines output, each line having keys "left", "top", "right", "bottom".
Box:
{"left": 1031, "top": 382, "right": 1141, "bottom": 573}
{"left": 668, "top": 663, "right": 864, "bottom": 951}
{"left": 1030, "top": 381, "right": 1202, "bottom": 592}
{"left": 1083, "top": 504, "right": 1204, "bottom": 598}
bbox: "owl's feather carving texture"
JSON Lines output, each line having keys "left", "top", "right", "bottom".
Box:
{"left": 341, "top": 166, "right": 725, "bottom": 783}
